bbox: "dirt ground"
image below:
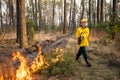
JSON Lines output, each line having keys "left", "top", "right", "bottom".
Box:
{"left": 0, "top": 31, "right": 120, "bottom": 80}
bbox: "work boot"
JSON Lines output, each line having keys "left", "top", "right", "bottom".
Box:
{"left": 87, "top": 63, "right": 92, "bottom": 67}
{"left": 85, "top": 59, "right": 92, "bottom": 67}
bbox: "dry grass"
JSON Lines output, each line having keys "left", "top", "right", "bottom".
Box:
{"left": 0, "top": 30, "right": 120, "bottom": 80}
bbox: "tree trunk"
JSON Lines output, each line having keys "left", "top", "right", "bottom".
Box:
{"left": 17, "top": 0, "right": 28, "bottom": 48}
{"left": 31, "top": 0, "right": 35, "bottom": 24}
{"left": 35, "top": 0, "right": 38, "bottom": 30}
{"left": 38, "top": 0, "right": 42, "bottom": 31}
{"left": 72, "top": 0, "right": 76, "bottom": 30}
{"left": 92, "top": 0, "right": 96, "bottom": 26}
{"left": 113, "top": 0, "right": 118, "bottom": 22}
{"left": 0, "top": 0, "right": 3, "bottom": 32}
{"left": 11, "top": 0, "right": 14, "bottom": 28}
{"left": 52, "top": 0, "right": 55, "bottom": 27}
{"left": 69, "top": 0, "right": 72, "bottom": 28}
{"left": 97, "top": 0, "right": 100, "bottom": 24}
{"left": 63, "top": 0, "right": 66, "bottom": 34}
{"left": 81, "top": 0, "right": 85, "bottom": 20}
{"left": 8, "top": 0, "right": 11, "bottom": 27}
{"left": 88, "top": 0, "right": 92, "bottom": 27}
{"left": 8, "top": 0, "right": 14, "bottom": 29}
{"left": 100, "top": 0, "right": 104, "bottom": 22}
{"left": 111, "top": 0, "right": 119, "bottom": 39}
{"left": 16, "top": 0, "right": 20, "bottom": 43}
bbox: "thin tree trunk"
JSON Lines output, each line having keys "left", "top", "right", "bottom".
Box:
{"left": 16, "top": 0, "right": 20, "bottom": 43}
{"left": 35, "top": 0, "right": 38, "bottom": 29}
{"left": 63, "top": 0, "right": 66, "bottom": 34}
{"left": 89, "top": 0, "right": 92, "bottom": 27}
{"left": 72, "top": 0, "right": 76, "bottom": 30}
{"left": 11, "top": 0, "right": 14, "bottom": 29}
{"left": 8, "top": 0, "right": 14, "bottom": 29}
{"left": 69, "top": 0, "right": 72, "bottom": 28}
{"left": 97, "top": 0, "right": 100, "bottom": 24}
{"left": 100, "top": 0, "right": 103, "bottom": 22}
{"left": 32, "top": 0, "right": 35, "bottom": 24}
{"left": 81, "top": 0, "right": 85, "bottom": 20}
{"left": 113, "top": 0, "right": 117, "bottom": 22}
{"left": 8, "top": 0, "right": 12, "bottom": 27}
{"left": 52, "top": 0, "right": 55, "bottom": 27}
{"left": 38, "top": 0, "right": 42, "bottom": 31}
{"left": 92, "top": 0, "right": 96, "bottom": 26}
{"left": 0, "top": 0, "right": 3, "bottom": 32}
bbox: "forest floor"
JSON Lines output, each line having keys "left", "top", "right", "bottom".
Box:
{"left": 0, "top": 30, "right": 120, "bottom": 80}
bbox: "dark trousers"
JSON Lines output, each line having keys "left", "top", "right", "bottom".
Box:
{"left": 76, "top": 46, "right": 91, "bottom": 66}
{"left": 76, "top": 46, "right": 88, "bottom": 60}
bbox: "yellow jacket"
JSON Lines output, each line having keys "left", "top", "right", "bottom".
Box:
{"left": 75, "top": 27, "right": 89, "bottom": 47}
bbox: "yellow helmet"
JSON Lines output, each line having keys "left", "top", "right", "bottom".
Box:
{"left": 81, "top": 18, "right": 87, "bottom": 23}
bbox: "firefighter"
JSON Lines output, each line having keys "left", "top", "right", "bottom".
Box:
{"left": 75, "top": 18, "right": 91, "bottom": 67}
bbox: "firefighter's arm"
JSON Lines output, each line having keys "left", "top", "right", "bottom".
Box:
{"left": 75, "top": 28, "right": 82, "bottom": 38}
{"left": 82, "top": 28, "right": 89, "bottom": 38}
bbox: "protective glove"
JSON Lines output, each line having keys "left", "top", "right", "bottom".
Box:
{"left": 78, "top": 36, "right": 84, "bottom": 45}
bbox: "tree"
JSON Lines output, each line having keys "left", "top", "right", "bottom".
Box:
{"left": 16, "top": 0, "right": 28, "bottom": 48}
{"left": 8, "top": 0, "right": 14, "bottom": 29}
{"left": 113, "top": 0, "right": 118, "bottom": 22}
{"left": 69, "top": 0, "right": 73, "bottom": 28}
{"left": 63, "top": 0, "right": 66, "bottom": 34}
{"left": 88, "top": 0, "right": 92, "bottom": 27}
{"left": 0, "top": 0, "right": 3, "bottom": 32}
{"left": 92, "top": 0, "right": 96, "bottom": 26}
{"left": 16, "top": 0, "right": 20, "bottom": 43}
{"left": 52, "top": 0, "right": 55, "bottom": 27}
{"left": 81, "top": 0, "right": 85, "bottom": 20}
{"left": 100, "top": 0, "right": 106, "bottom": 22}
{"left": 58, "top": 0, "right": 63, "bottom": 26}
{"left": 97, "top": 0, "right": 100, "bottom": 24}
{"left": 72, "top": 0, "right": 76, "bottom": 30}
{"left": 31, "top": 0, "right": 35, "bottom": 25}
{"left": 35, "top": 0, "right": 38, "bottom": 29}
{"left": 38, "top": 0, "right": 42, "bottom": 31}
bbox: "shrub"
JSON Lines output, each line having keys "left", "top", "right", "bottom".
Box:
{"left": 96, "top": 21, "right": 109, "bottom": 30}
{"left": 107, "top": 17, "right": 120, "bottom": 39}
{"left": 35, "top": 48, "right": 78, "bottom": 77}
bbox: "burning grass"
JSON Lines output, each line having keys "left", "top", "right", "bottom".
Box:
{"left": 10, "top": 46, "right": 77, "bottom": 80}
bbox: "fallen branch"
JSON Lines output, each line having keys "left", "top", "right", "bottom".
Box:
{"left": 43, "top": 37, "right": 66, "bottom": 51}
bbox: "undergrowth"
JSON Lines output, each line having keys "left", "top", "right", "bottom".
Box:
{"left": 35, "top": 48, "right": 78, "bottom": 77}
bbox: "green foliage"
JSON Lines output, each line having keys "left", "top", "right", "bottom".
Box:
{"left": 96, "top": 21, "right": 109, "bottom": 30}
{"left": 42, "top": 24, "right": 49, "bottom": 33}
{"left": 26, "top": 17, "right": 35, "bottom": 45}
{"left": 35, "top": 49, "right": 77, "bottom": 77}
{"left": 107, "top": 17, "right": 120, "bottom": 39}
{"left": 51, "top": 24, "right": 56, "bottom": 30}
{"left": 107, "top": 25, "right": 119, "bottom": 39}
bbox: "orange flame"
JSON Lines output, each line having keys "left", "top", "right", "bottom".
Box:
{"left": 31, "top": 46, "right": 49, "bottom": 73}
{"left": 0, "top": 76, "right": 3, "bottom": 80}
{"left": 52, "top": 48, "right": 64, "bottom": 63}
{"left": 12, "top": 46, "right": 63, "bottom": 80}
{"left": 12, "top": 51, "right": 31, "bottom": 80}
{"left": 12, "top": 46, "right": 49, "bottom": 80}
